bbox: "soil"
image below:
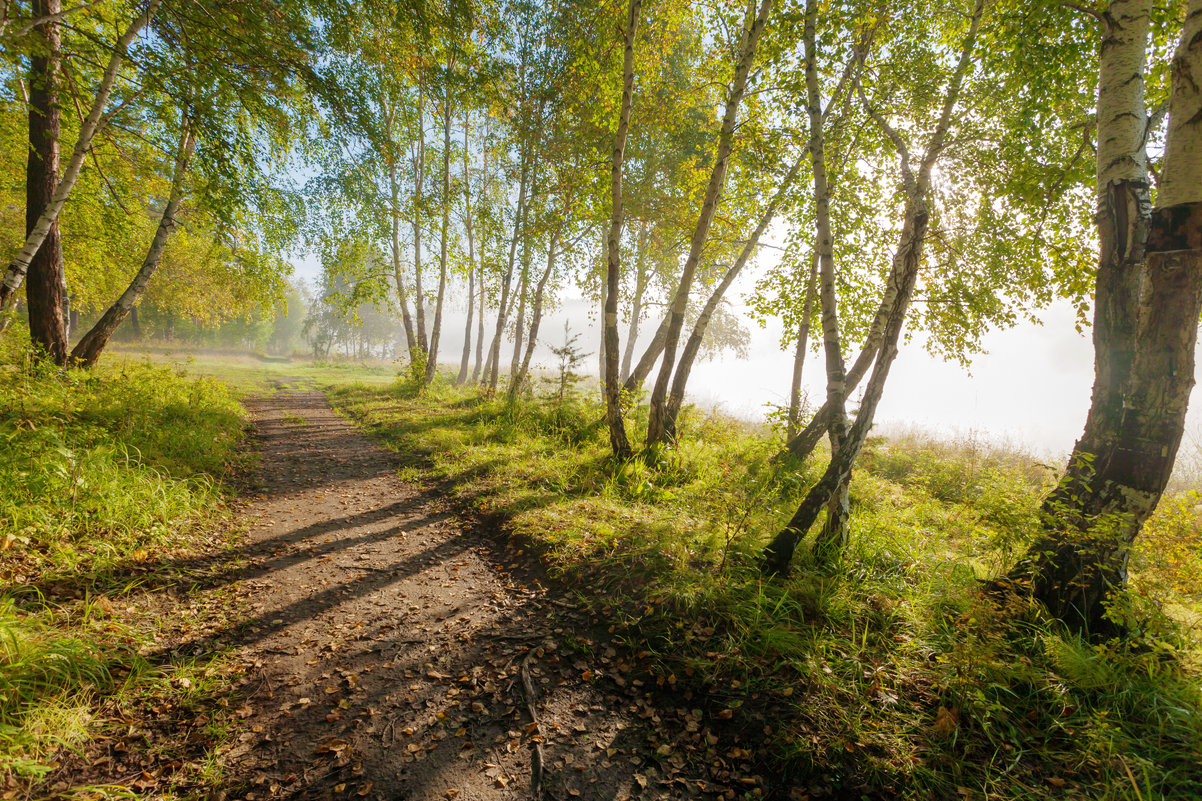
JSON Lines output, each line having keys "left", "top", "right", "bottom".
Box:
{"left": 209, "top": 390, "right": 775, "bottom": 800}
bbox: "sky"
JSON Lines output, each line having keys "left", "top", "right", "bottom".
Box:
{"left": 291, "top": 252, "right": 1202, "bottom": 467}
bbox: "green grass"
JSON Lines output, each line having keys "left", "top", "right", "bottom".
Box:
{"left": 0, "top": 336, "right": 251, "bottom": 792}
{"left": 105, "top": 342, "right": 400, "bottom": 394}
{"left": 330, "top": 373, "right": 1202, "bottom": 801}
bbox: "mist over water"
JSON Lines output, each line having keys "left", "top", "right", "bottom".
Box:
{"left": 291, "top": 255, "right": 1202, "bottom": 465}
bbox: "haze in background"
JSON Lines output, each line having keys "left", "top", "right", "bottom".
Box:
{"left": 291, "top": 254, "right": 1202, "bottom": 464}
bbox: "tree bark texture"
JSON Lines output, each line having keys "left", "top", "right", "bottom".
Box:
{"left": 1005, "top": 0, "right": 1202, "bottom": 635}
{"left": 23, "top": 0, "right": 66, "bottom": 363}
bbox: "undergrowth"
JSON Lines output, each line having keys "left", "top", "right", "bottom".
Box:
{"left": 0, "top": 337, "right": 248, "bottom": 794}
{"left": 331, "top": 373, "right": 1202, "bottom": 801}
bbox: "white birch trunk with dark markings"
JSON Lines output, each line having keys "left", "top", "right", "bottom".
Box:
{"left": 1004, "top": 0, "right": 1202, "bottom": 635}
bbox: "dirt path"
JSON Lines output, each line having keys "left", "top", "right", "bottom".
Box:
{"left": 210, "top": 390, "right": 746, "bottom": 801}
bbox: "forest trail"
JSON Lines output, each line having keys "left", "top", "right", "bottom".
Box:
{"left": 212, "top": 389, "right": 739, "bottom": 801}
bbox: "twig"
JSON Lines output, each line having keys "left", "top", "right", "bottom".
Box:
{"left": 519, "top": 650, "right": 545, "bottom": 800}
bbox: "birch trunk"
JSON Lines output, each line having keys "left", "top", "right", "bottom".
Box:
{"left": 484, "top": 157, "right": 529, "bottom": 393}
{"left": 620, "top": 223, "right": 649, "bottom": 383}
{"left": 457, "top": 112, "right": 475, "bottom": 385}
{"left": 510, "top": 233, "right": 558, "bottom": 401}
{"left": 765, "top": 197, "right": 930, "bottom": 572}
{"left": 472, "top": 271, "right": 486, "bottom": 383}
{"left": 646, "top": 0, "right": 774, "bottom": 446}
{"left": 509, "top": 258, "right": 529, "bottom": 381}
{"left": 603, "top": 0, "right": 642, "bottom": 459}
{"left": 0, "top": 0, "right": 161, "bottom": 316}
{"left": 660, "top": 150, "right": 806, "bottom": 442}
{"left": 1006, "top": 0, "right": 1202, "bottom": 635}
{"left": 425, "top": 88, "right": 453, "bottom": 385}
{"left": 787, "top": 258, "right": 819, "bottom": 440}
{"left": 472, "top": 129, "right": 490, "bottom": 385}
{"left": 387, "top": 150, "right": 418, "bottom": 365}
{"left": 412, "top": 84, "right": 428, "bottom": 354}
{"left": 23, "top": 0, "right": 66, "bottom": 362}
{"left": 71, "top": 122, "right": 196, "bottom": 367}
{"left": 796, "top": 0, "right": 850, "bottom": 561}
{"left": 622, "top": 313, "right": 669, "bottom": 394}
{"left": 764, "top": 0, "right": 985, "bottom": 572}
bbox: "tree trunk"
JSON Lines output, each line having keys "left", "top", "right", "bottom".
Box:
{"left": 602, "top": 0, "right": 642, "bottom": 458}
{"left": 425, "top": 85, "right": 453, "bottom": 385}
{"left": 23, "top": 0, "right": 66, "bottom": 363}
{"left": 660, "top": 150, "right": 806, "bottom": 443}
{"left": 765, "top": 195, "right": 931, "bottom": 572}
{"left": 509, "top": 258, "right": 529, "bottom": 382}
{"left": 510, "top": 233, "right": 558, "bottom": 401}
{"left": 472, "top": 270, "right": 486, "bottom": 383}
{"left": 0, "top": 0, "right": 161, "bottom": 318}
{"left": 620, "top": 223, "right": 649, "bottom": 383}
{"left": 387, "top": 154, "right": 418, "bottom": 366}
{"left": 71, "top": 122, "right": 196, "bottom": 368}
{"left": 1004, "top": 0, "right": 1202, "bottom": 636}
{"left": 622, "top": 313, "right": 669, "bottom": 394}
{"left": 457, "top": 112, "right": 475, "bottom": 385}
{"left": 787, "top": 0, "right": 850, "bottom": 564}
{"left": 129, "top": 305, "right": 141, "bottom": 339}
{"left": 787, "top": 258, "right": 819, "bottom": 440}
{"left": 645, "top": 0, "right": 774, "bottom": 446}
{"left": 484, "top": 156, "right": 529, "bottom": 394}
{"left": 764, "top": 0, "right": 984, "bottom": 572}
{"left": 412, "top": 83, "right": 428, "bottom": 355}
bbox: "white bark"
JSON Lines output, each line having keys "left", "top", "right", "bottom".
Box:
{"left": 1158, "top": 0, "right": 1202, "bottom": 207}
{"left": 1096, "top": 0, "right": 1152, "bottom": 192}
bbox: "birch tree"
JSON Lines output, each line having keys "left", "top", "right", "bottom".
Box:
{"left": 764, "top": 0, "right": 989, "bottom": 572}
{"left": 1000, "top": 0, "right": 1202, "bottom": 635}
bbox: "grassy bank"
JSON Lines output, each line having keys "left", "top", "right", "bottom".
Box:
{"left": 1, "top": 341, "right": 250, "bottom": 796}
{"left": 330, "top": 375, "right": 1202, "bottom": 801}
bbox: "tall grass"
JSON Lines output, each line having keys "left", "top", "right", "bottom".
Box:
{"left": 332, "top": 373, "right": 1202, "bottom": 801}
{"left": 0, "top": 337, "right": 246, "bottom": 785}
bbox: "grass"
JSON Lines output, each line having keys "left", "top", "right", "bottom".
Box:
{"left": 105, "top": 342, "right": 400, "bottom": 394}
{"left": 329, "top": 371, "right": 1202, "bottom": 801}
{"left": 0, "top": 335, "right": 251, "bottom": 794}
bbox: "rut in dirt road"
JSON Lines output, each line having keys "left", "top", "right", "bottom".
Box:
{"left": 213, "top": 389, "right": 690, "bottom": 801}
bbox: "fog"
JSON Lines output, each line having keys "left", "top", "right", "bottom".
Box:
{"left": 293, "top": 255, "right": 1202, "bottom": 465}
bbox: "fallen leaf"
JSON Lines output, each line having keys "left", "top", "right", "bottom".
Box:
{"left": 933, "top": 706, "right": 959, "bottom": 737}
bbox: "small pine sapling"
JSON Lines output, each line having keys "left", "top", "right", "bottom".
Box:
{"left": 546, "top": 322, "right": 590, "bottom": 428}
